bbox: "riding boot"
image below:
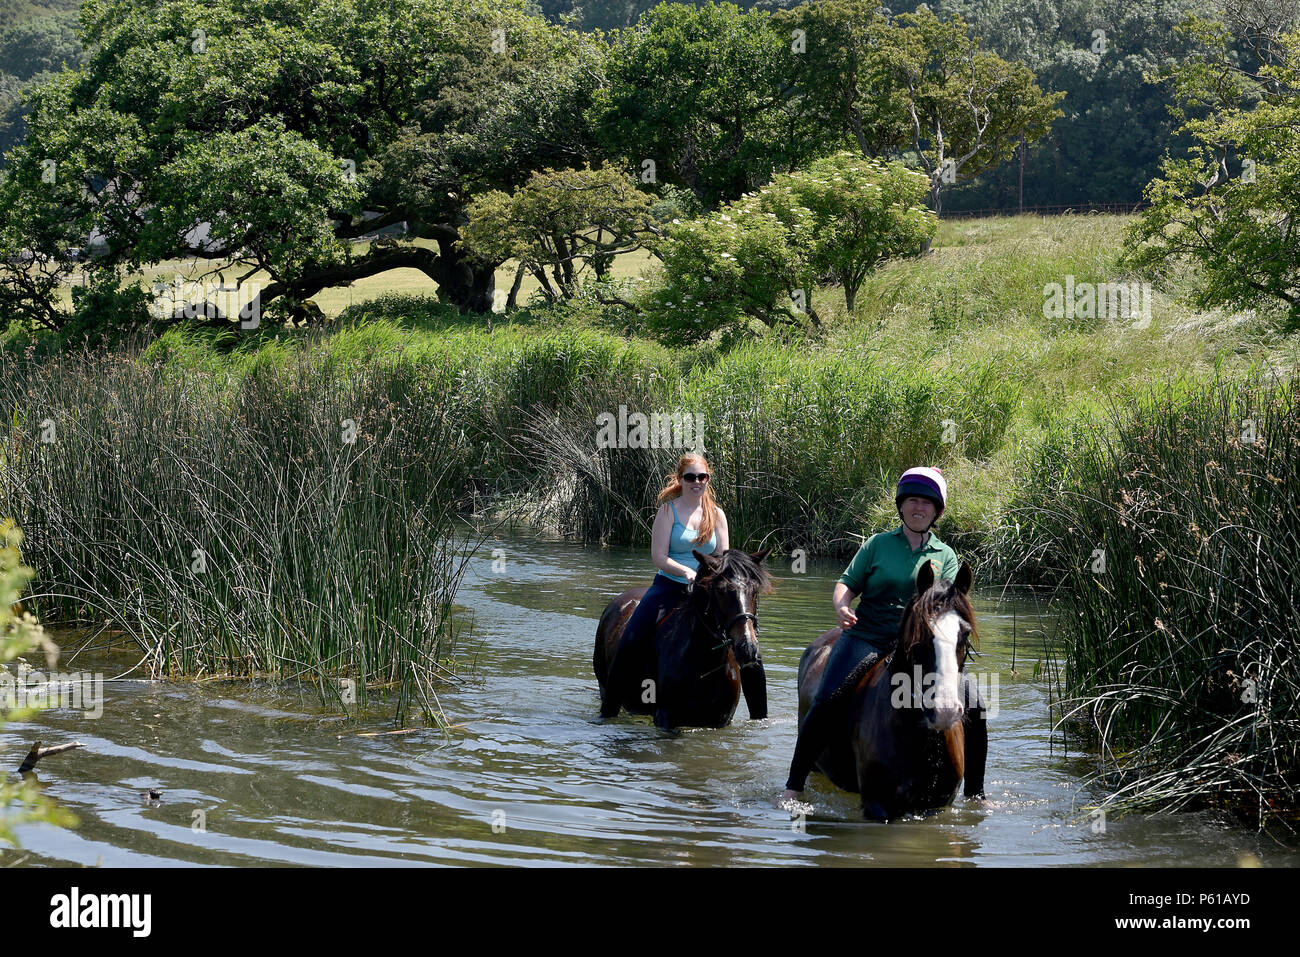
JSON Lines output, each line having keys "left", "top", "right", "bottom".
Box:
{"left": 784, "top": 650, "right": 880, "bottom": 792}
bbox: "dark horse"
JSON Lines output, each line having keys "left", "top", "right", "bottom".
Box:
{"left": 795, "top": 560, "right": 986, "bottom": 820}
{"left": 594, "top": 548, "right": 772, "bottom": 729}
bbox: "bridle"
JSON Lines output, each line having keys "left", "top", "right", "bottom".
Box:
{"left": 888, "top": 608, "right": 979, "bottom": 678}
{"left": 690, "top": 576, "right": 760, "bottom": 678}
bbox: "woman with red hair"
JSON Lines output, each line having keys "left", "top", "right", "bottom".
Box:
{"left": 600, "top": 452, "right": 729, "bottom": 718}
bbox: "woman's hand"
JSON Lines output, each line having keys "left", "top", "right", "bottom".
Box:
{"left": 832, "top": 583, "right": 858, "bottom": 630}
{"left": 684, "top": 568, "right": 697, "bottom": 584}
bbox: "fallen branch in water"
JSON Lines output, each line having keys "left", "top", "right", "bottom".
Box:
{"left": 18, "top": 740, "right": 84, "bottom": 773}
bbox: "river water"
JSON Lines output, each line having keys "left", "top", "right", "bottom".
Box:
{"left": 3, "top": 531, "right": 1294, "bottom": 866}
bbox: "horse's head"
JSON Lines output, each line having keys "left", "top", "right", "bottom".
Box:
{"left": 894, "top": 560, "right": 976, "bottom": 731}
{"left": 691, "top": 547, "right": 773, "bottom": 666}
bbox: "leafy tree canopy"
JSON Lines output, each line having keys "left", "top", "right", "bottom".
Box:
{"left": 0, "top": 0, "right": 605, "bottom": 330}
{"left": 460, "top": 162, "right": 659, "bottom": 306}
{"left": 593, "top": 0, "right": 823, "bottom": 210}
{"left": 763, "top": 151, "right": 936, "bottom": 311}
{"left": 1125, "top": 13, "right": 1300, "bottom": 323}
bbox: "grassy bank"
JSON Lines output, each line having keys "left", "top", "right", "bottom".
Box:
{"left": 5, "top": 214, "right": 1299, "bottom": 807}
{"left": 105, "top": 215, "right": 1299, "bottom": 555}
{"left": 130, "top": 305, "right": 1022, "bottom": 555}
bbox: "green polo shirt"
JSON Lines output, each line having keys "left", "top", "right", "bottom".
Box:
{"left": 837, "top": 525, "right": 960, "bottom": 650}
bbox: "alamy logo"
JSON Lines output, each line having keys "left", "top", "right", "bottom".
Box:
{"left": 1043, "top": 277, "right": 1151, "bottom": 327}
{"left": 889, "top": 667, "right": 999, "bottom": 718}
{"left": 150, "top": 274, "right": 261, "bottom": 329}
{"left": 0, "top": 668, "right": 103, "bottom": 718}
{"left": 50, "top": 887, "right": 151, "bottom": 937}
{"left": 595, "top": 405, "right": 705, "bottom": 451}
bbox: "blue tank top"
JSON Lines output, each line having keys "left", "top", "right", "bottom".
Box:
{"left": 659, "top": 499, "right": 717, "bottom": 583}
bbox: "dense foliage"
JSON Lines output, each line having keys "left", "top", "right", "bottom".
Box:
{"left": 459, "top": 163, "right": 660, "bottom": 306}
{"left": 0, "top": 0, "right": 1060, "bottom": 338}
{"left": 0, "top": 1, "right": 85, "bottom": 160}
{"left": 643, "top": 152, "right": 935, "bottom": 341}
{"left": 1126, "top": 17, "right": 1299, "bottom": 323}
{"left": 0, "top": 0, "right": 606, "bottom": 330}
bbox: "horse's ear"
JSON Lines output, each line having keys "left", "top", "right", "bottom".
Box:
{"left": 751, "top": 548, "right": 771, "bottom": 564}
{"left": 693, "top": 549, "right": 717, "bottom": 570}
{"left": 955, "top": 561, "right": 973, "bottom": 595}
{"left": 915, "top": 558, "right": 936, "bottom": 595}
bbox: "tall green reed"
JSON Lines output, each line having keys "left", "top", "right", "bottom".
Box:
{"left": 521, "top": 340, "right": 1021, "bottom": 557}
{"left": 0, "top": 344, "right": 478, "bottom": 723}
{"left": 994, "top": 375, "right": 1300, "bottom": 822}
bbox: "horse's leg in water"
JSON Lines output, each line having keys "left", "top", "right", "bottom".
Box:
{"left": 603, "top": 576, "right": 685, "bottom": 718}
{"left": 603, "top": 592, "right": 655, "bottom": 718}
{"left": 960, "top": 671, "right": 987, "bottom": 799}
{"left": 651, "top": 633, "right": 677, "bottom": 731}
{"left": 732, "top": 632, "right": 767, "bottom": 720}
{"left": 784, "top": 636, "right": 881, "bottom": 792}
{"left": 740, "top": 660, "right": 767, "bottom": 720}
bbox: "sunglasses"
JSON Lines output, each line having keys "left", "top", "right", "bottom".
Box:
{"left": 681, "top": 472, "right": 710, "bottom": 483}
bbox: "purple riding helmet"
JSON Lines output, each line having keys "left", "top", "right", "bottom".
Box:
{"left": 895, "top": 467, "right": 948, "bottom": 529}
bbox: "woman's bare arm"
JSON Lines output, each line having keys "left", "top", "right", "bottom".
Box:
{"left": 650, "top": 503, "right": 695, "bottom": 581}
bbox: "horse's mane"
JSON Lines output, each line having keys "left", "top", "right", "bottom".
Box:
{"left": 897, "top": 578, "right": 977, "bottom": 655}
{"left": 695, "top": 549, "right": 774, "bottom": 595}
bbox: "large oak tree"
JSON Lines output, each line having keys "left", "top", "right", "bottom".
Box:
{"left": 0, "top": 0, "right": 604, "bottom": 328}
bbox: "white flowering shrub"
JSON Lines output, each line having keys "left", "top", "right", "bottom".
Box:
{"left": 642, "top": 153, "right": 936, "bottom": 343}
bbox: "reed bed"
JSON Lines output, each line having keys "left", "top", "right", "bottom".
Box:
{"left": 523, "top": 339, "right": 1022, "bottom": 555}
{"left": 0, "top": 344, "right": 479, "bottom": 722}
{"left": 994, "top": 375, "right": 1300, "bottom": 822}
{"left": 134, "top": 314, "right": 1022, "bottom": 557}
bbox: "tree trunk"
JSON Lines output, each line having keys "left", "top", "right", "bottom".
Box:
{"left": 530, "top": 265, "right": 559, "bottom": 303}
{"left": 238, "top": 241, "right": 500, "bottom": 322}
{"left": 552, "top": 230, "right": 576, "bottom": 295}
{"left": 505, "top": 262, "right": 526, "bottom": 311}
{"left": 922, "top": 182, "right": 943, "bottom": 254}
{"left": 435, "top": 237, "right": 495, "bottom": 312}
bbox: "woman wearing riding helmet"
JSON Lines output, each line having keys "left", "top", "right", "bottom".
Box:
{"left": 781, "top": 467, "right": 959, "bottom": 802}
